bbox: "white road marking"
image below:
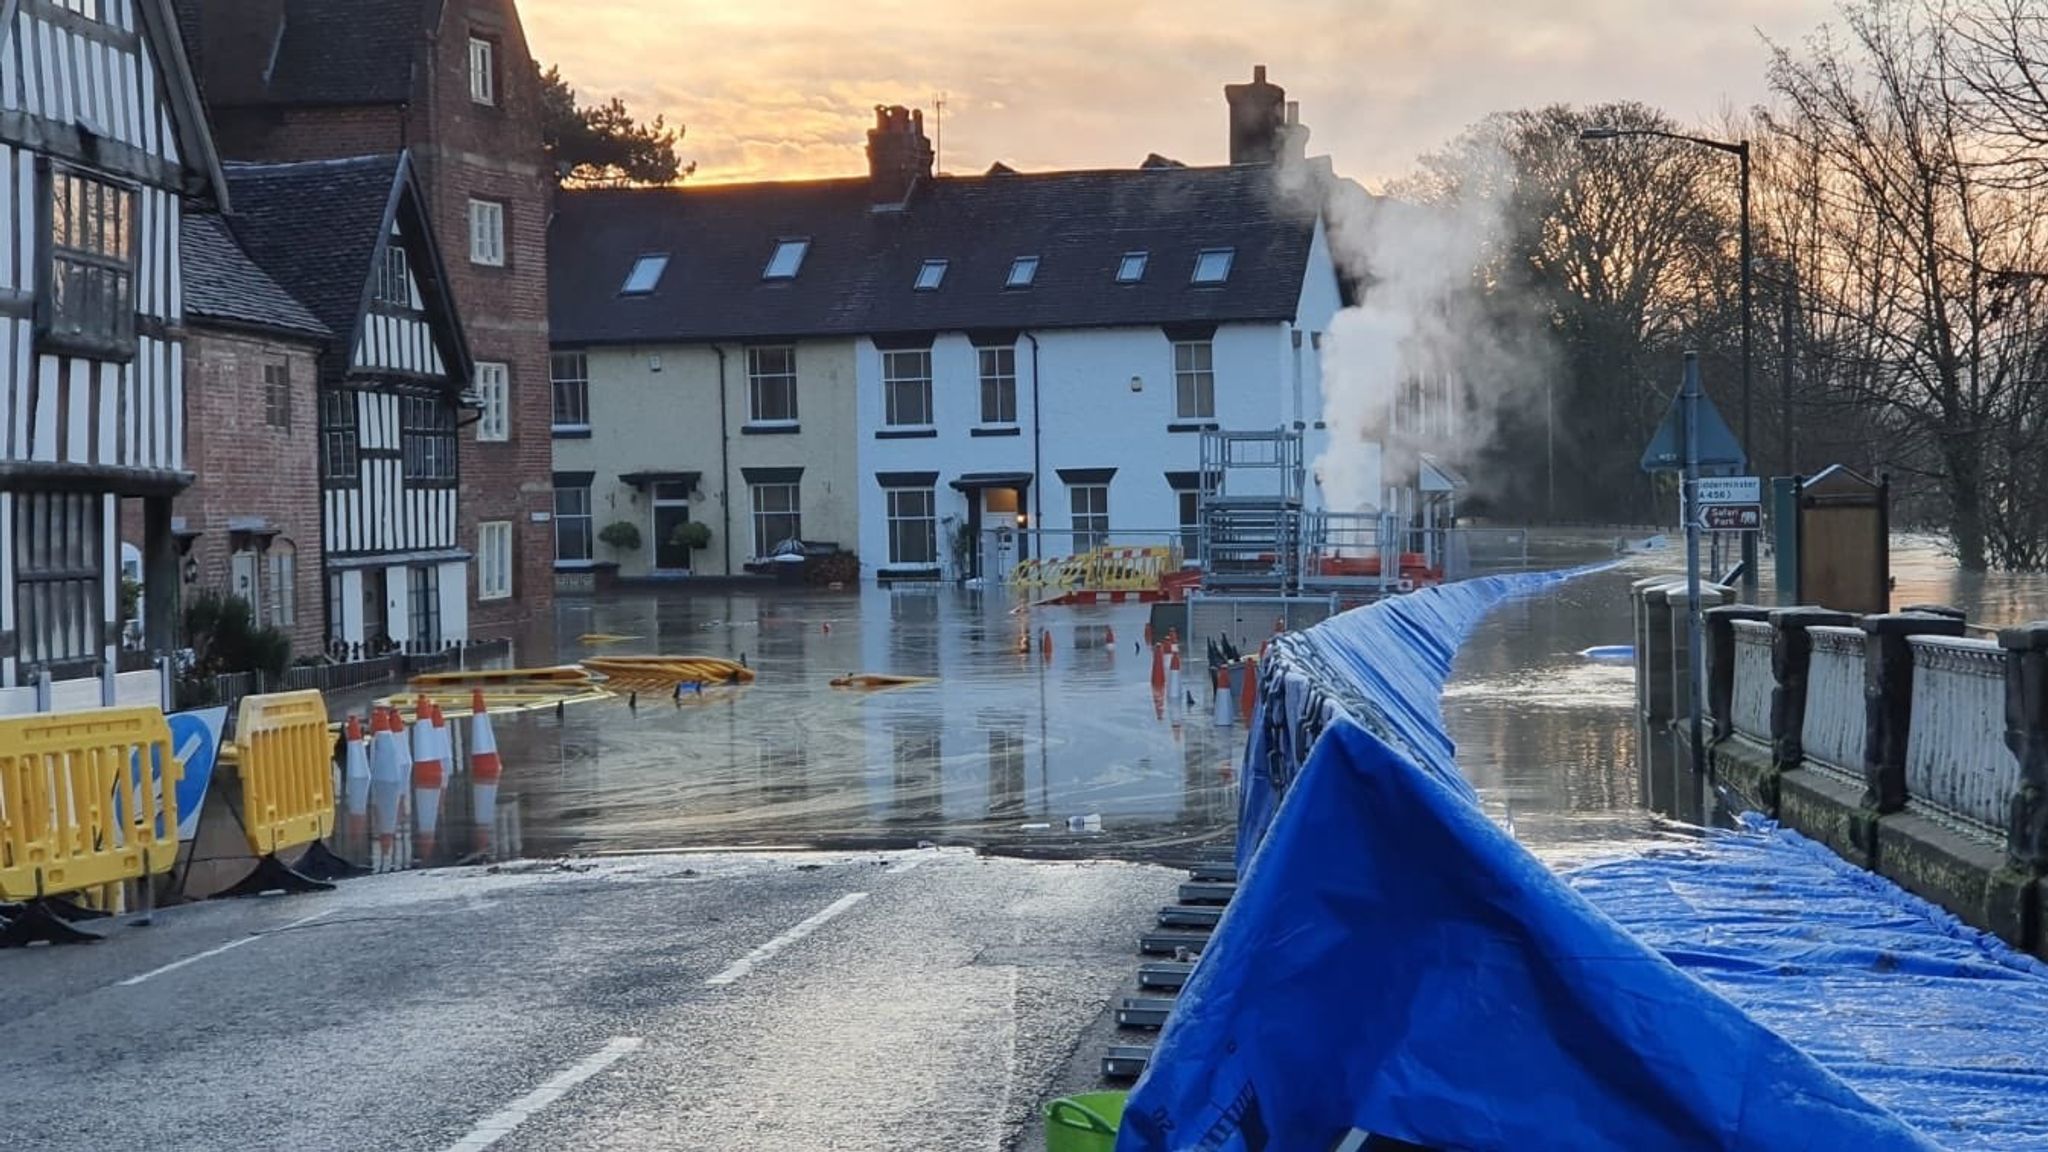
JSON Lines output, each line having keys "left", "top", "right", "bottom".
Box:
{"left": 116, "top": 910, "right": 331, "bottom": 987}
{"left": 885, "top": 855, "right": 927, "bottom": 874}
{"left": 705, "top": 892, "right": 869, "bottom": 987}
{"left": 443, "top": 1037, "right": 644, "bottom": 1152}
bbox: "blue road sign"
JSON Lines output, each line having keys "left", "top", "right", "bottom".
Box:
{"left": 166, "top": 707, "right": 225, "bottom": 841}
{"left": 1641, "top": 386, "right": 1746, "bottom": 475}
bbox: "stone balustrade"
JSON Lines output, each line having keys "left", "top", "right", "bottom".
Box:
{"left": 1646, "top": 584, "right": 2047, "bottom": 960}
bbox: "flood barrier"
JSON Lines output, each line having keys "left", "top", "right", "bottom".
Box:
{"left": 1117, "top": 566, "right": 2020, "bottom": 1151}
{"left": 219, "top": 690, "right": 358, "bottom": 896}
{"left": 0, "top": 707, "right": 181, "bottom": 944}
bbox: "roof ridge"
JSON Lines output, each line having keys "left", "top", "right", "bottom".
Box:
{"left": 223, "top": 153, "right": 402, "bottom": 173}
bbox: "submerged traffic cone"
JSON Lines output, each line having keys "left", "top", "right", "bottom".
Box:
{"left": 1241, "top": 656, "right": 1259, "bottom": 723}
{"left": 1143, "top": 622, "right": 1154, "bottom": 647}
{"left": 368, "top": 708, "right": 404, "bottom": 873}
{"left": 412, "top": 705, "right": 444, "bottom": 864}
{"left": 343, "top": 714, "right": 371, "bottom": 853}
{"left": 1213, "top": 666, "right": 1234, "bottom": 727}
{"left": 1150, "top": 642, "right": 1166, "bottom": 689}
{"left": 1041, "top": 628, "right": 1053, "bottom": 660}
{"left": 470, "top": 690, "right": 502, "bottom": 855}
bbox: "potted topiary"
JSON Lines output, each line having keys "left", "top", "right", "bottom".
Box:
{"left": 598, "top": 520, "right": 643, "bottom": 554}
{"left": 670, "top": 520, "right": 712, "bottom": 557}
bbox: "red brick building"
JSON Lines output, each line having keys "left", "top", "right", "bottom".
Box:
{"left": 172, "top": 217, "right": 330, "bottom": 656}
{"left": 176, "top": 0, "right": 554, "bottom": 639}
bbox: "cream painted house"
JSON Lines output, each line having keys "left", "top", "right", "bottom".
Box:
{"left": 549, "top": 337, "right": 859, "bottom": 580}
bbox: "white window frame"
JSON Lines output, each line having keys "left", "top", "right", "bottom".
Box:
{"left": 746, "top": 346, "right": 799, "bottom": 425}
{"left": 977, "top": 346, "right": 1017, "bottom": 426}
{"left": 914, "top": 259, "right": 948, "bottom": 291}
{"left": 882, "top": 348, "right": 933, "bottom": 428}
{"left": 1117, "top": 251, "right": 1148, "bottom": 283}
{"left": 475, "top": 361, "right": 509, "bottom": 441}
{"left": 750, "top": 481, "right": 803, "bottom": 559}
{"left": 885, "top": 487, "right": 938, "bottom": 567}
{"left": 1192, "top": 247, "right": 1234, "bottom": 284}
{"left": 763, "top": 238, "right": 809, "bottom": 280}
{"left": 1070, "top": 484, "right": 1110, "bottom": 552}
{"left": 1006, "top": 255, "right": 1039, "bottom": 289}
{"left": 550, "top": 351, "right": 589, "bottom": 431}
{"left": 478, "top": 521, "right": 513, "bottom": 600}
{"left": 1174, "top": 339, "right": 1216, "bottom": 420}
{"left": 554, "top": 484, "right": 594, "bottom": 563}
{"left": 468, "top": 36, "right": 495, "bottom": 105}
{"left": 266, "top": 543, "right": 296, "bottom": 628}
{"left": 468, "top": 198, "right": 506, "bottom": 266}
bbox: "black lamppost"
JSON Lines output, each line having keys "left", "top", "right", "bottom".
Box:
{"left": 1581, "top": 126, "right": 1756, "bottom": 598}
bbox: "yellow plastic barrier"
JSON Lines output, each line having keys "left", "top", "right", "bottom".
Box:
{"left": 0, "top": 706, "right": 180, "bottom": 902}
{"left": 234, "top": 690, "right": 334, "bottom": 856}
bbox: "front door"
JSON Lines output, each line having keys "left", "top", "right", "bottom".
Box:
{"left": 980, "top": 487, "right": 1021, "bottom": 584}
{"left": 652, "top": 482, "right": 693, "bottom": 573}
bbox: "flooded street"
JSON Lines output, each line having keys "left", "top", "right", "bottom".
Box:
{"left": 486, "top": 589, "right": 1242, "bottom": 865}
{"left": 449, "top": 533, "right": 2048, "bottom": 871}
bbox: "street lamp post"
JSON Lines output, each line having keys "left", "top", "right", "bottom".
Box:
{"left": 1581, "top": 126, "right": 1758, "bottom": 600}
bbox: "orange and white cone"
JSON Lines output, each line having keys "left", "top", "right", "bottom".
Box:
{"left": 411, "top": 704, "right": 444, "bottom": 864}
{"left": 469, "top": 690, "right": 502, "bottom": 855}
{"left": 342, "top": 714, "right": 371, "bottom": 852}
{"left": 1213, "top": 666, "right": 1235, "bottom": 727}
{"left": 368, "top": 708, "right": 405, "bottom": 873}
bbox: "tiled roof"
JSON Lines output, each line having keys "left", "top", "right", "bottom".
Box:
{"left": 181, "top": 213, "right": 329, "bottom": 339}
{"left": 176, "top": 0, "right": 436, "bottom": 107}
{"left": 215, "top": 155, "right": 402, "bottom": 348}
{"left": 548, "top": 163, "right": 1324, "bottom": 346}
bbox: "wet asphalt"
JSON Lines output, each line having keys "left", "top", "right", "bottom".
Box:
{"left": 0, "top": 849, "right": 1171, "bottom": 1151}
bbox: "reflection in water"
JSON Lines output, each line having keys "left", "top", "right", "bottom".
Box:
{"left": 481, "top": 586, "right": 1244, "bottom": 863}
{"left": 406, "top": 534, "right": 2035, "bottom": 870}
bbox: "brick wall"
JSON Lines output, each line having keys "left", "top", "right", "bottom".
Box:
{"left": 407, "top": 0, "right": 555, "bottom": 638}
{"left": 196, "top": 1, "right": 556, "bottom": 644}
{"left": 171, "top": 327, "right": 327, "bottom": 657}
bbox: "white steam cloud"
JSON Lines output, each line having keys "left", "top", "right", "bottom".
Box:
{"left": 1288, "top": 147, "right": 1543, "bottom": 516}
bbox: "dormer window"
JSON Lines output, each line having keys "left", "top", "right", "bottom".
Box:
{"left": 621, "top": 253, "right": 669, "bottom": 295}
{"left": 1006, "top": 256, "right": 1039, "bottom": 289}
{"left": 764, "top": 239, "right": 810, "bottom": 280}
{"left": 1192, "top": 248, "right": 1234, "bottom": 285}
{"left": 914, "top": 259, "right": 948, "bottom": 291}
{"left": 1117, "top": 252, "right": 1149, "bottom": 283}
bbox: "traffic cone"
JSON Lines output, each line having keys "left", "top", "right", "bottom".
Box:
{"left": 1241, "top": 656, "right": 1259, "bottom": 723}
{"left": 1041, "top": 628, "right": 1052, "bottom": 659}
{"left": 1150, "top": 642, "right": 1166, "bottom": 689}
{"left": 1168, "top": 644, "right": 1183, "bottom": 707}
{"left": 343, "top": 714, "right": 371, "bottom": 853}
{"left": 470, "top": 690, "right": 502, "bottom": 855}
{"left": 1213, "top": 666, "right": 1234, "bottom": 727}
{"left": 1104, "top": 624, "right": 1116, "bottom": 646}
{"left": 368, "top": 708, "right": 404, "bottom": 873}
{"left": 412, "top": 705, "right": 444, "bottom": 864}
{"left": 1143, "top": 622, "right": 1154, "bottom": 647}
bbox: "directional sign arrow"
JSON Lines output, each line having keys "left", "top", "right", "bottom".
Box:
{"left": 1696, "top": 503, "right": 1763, "bottom": 532}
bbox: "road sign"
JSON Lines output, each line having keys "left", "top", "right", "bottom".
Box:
{"left": 1641, "top": 386, "right": 1746, "bottom": 474}
{"left": 1696, "top": 477, "right": 1761, "bottom": 505}
{"left": 1697, "top": 503, "right": 1762, "bottom": 532}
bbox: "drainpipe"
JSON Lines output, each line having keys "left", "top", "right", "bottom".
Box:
{"left": 714, "top": 345, "right": 734, "bottom": 575}
{"left": 1026, "top": 332, "right": 1042, "bottom": 555}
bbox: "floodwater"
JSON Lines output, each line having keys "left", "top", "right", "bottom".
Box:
{"left": 484, "top": 589, "right": 1243, "bottom": 865}
{"left": 441, "top": 532, "right": 2048, "bottom": 871}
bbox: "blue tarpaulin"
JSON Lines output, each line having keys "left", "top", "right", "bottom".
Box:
{"left": 1120, "top": 570, "right": 2048, "bottom": 1151}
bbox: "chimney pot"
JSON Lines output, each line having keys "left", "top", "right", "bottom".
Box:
{"left": 1254, "top": 65, "right": 1267, "bottom": 83}
{"left": 1225, "top": 66, "right": 1288, "bottom": 165}
{"left": 867, "top": 103, "right": 935, "bottom": 207}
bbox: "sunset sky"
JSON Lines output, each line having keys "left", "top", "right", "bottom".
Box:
{"left": 522, "top": 0, "right": 1842, "bottom": 187}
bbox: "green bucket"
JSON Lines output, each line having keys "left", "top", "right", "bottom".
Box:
{"left": 1045, "top": 1091, "right": 1127, "bottom": 1152}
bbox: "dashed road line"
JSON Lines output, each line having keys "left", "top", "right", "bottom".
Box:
{"left": 444, "top": 1037, "right": 644, "bottom": 1152}
{"left": 704, "top": 892, "right": 869, "bottom": 987}
{"left": 115, "top": 910, "right": 332, "bottom": 987}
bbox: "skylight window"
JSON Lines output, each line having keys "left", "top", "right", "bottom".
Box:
{"left": 621, "top": 254, "right": 669, "bottom": 295}
{"left": 1006, "top": 256, "right": 1040, "bottom": 289}
{"left": 764, "top": 239, "right": 810, "bottom": 280}
{"left": 915, "top": 259, "right": 948, "bottom": 291}
{"left": 1192, "top": 248, "right": 1235, "bottom": 285}
{"left": 1116, "top": 252, "right": 1149, "bottom": 283}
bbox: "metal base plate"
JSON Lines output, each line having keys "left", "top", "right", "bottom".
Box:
{"left": 1179, "top": 881, "right": 1236, "bottom": 905}
{"left": 1102, "top": 1044, "right": 1152, "bottom": 1081}
{"left": 1158, "top": 904, "right": 1223, "bottom": 928}
{"left": 1116, "top": 996, "right": 1176, "bottom": 1030}
{"left": 1140, "top": 929, "right": 1211, "bottom": 956}
{"left": 1137, "top": 960, "right": 1193, "bottom": 990}
{"left": 1188, "top": 861, "right": 1237, "bottom": 883}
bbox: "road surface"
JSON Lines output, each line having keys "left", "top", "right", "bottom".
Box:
{"left": 1, "top": 849, "right": 1168, "bottom": 1150}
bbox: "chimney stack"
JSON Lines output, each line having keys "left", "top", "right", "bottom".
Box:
{"left": 867, "top": 105, "right": 934, "bottom": 207}
{"left": 1224, "top": 65, "right": 1287, "bottom": 166}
